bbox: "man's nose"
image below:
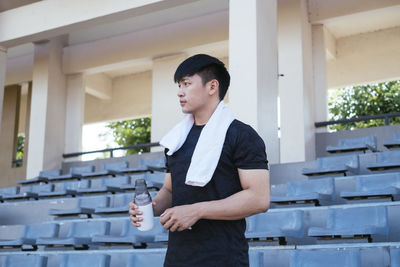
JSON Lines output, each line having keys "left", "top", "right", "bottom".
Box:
{"left": 177, "top": 88, "right": 184, "bottom": 97}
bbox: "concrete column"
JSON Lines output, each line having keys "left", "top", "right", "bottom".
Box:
{"left": 0, "top": 46, "right": 7, "bottom": 131}
{"left": 229, "top": 0, "right": 280, "bottom": 164}
{"left": 151, "top": 54, "right": 187, "bottom": 150}
{"left": 312, "top": 24, "right": 328, "bottom": 133}
{"left": 65, "top": 74, "right": 85, "bottom": 156}
{"left": 26, "top": 38, "right": 67, "bottom": 178}
{"left": 278, "top": 0, "right": 315, "bottom": 163}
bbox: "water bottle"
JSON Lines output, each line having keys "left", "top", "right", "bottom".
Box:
{"left": 134, "top": 179, "right": 154, "bottom": 231}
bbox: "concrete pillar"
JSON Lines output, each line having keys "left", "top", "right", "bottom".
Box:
{"left": 26, "top": 38, "right": 67, "bottom": 178}
{"left": 278, "top": 0, "right": 315, "bottom": 163}
{"left": 312, "top": 24, "right": 328, "bottom": 133}
{"left": 229, "top": 0, "right": 280, "bottom": 164}
{"left": 0, "top": 46, "right": 7, "bottom": 131}
{"left": 151, "top": 54, "right": 187, "bottom": 150}
{"left": 65, "top": 74, "right": 85, "bottom": 156}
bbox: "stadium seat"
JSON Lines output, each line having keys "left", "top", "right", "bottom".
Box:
{"left": 120, "top": 173, "right": 163, "bottom": 191}
{"left": 384, "top": 133, "right": 400, "bottom": 149}
{"left": 0, "top": 186, "right": 19, "bottom": 201}
{"left": 391, "top": 248, "right": 400, "bottom": 267}
{"left": 17, "top": 169, "right": 61, "bottom": 185}
{"left": 0, "top": 223, "right": 59, "bottom": 249}
{"left": 1, "top": 185, "right": 39, "bottom": 201}
{"left": 37, "top": 180, "right": 91, "bottom": 198}
{"left": 2, "top": 255, "right": 48, "bottom": 267}
{"left": 271, "top": 178, "right": 335, "bottom": 206}
{"left": 46, "top": 165, "right": 96, "bottom": 182}
{"left": 144, "top": 157, "right": 167, "bottom": 173}
{"left": 302, "top": 154, "right": 360, "bottom": 177}
{"left": 92, "top": 217, "right": 167, "bottom": 246}
{"left": 77, "top": 161, "right": 129, "bottom": 179}
{"left": 289, "top": 249, "right": 361, "bottom": 267}
{"left": 249, "top": 250, "right": 264, "bottom": 267}
{"left": 326, "top": 135, "right": 377, "bottom": 154}
{"left": 60, "top": 254, "right": 110, "bottom": 267}
{"left": 36, "top": 221, "right": 110, "bottom": 249}
{"left": 107, "top": 158, "right": 162, "bottom": 176}
{"left": 75, "top": 176, "right": 130, "bottom": 194}
{"left": 308, "top": 206, "right": 389, "bottom": 241}
{"left": 245, "top": 210, "right": 305, "bottom": 245}
{"left": 48, "top": 196, "right": 110, "bottom": 217}
{"left": 367, "top": 151, "right": 400, "bottom": 171}
{"left": 127, "top": 251, "right": 166, "bottom": 267}
{"left": 340, "top": 173, "right": 400, "bottom": 201}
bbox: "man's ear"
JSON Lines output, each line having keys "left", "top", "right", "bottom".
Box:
{"left": 208, "top": 79, "right": 219, "bottom": 96}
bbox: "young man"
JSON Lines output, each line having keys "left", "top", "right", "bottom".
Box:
{"left": 129, "top": 54, "right": 270, "bottom": 266}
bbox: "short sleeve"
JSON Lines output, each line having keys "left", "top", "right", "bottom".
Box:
{"left": 232, "top": 125, "right": 269, "bottom": 170}
{"left": 164, "top": 148, "right": 171, "bottom": 173}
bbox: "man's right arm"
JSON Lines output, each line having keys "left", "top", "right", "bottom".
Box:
{"left": 129, "top": 173, "right": 172, "bottom": 227}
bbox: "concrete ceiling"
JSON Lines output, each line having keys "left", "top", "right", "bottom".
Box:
{"left": 0, "top": 0, "right": 41, "bottom": 12}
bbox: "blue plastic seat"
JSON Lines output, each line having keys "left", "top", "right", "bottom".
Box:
{"left": 2, "top": 255, "right": 48, "bottom": 267}
{"left": 1, "top": 185, "right": 39, "bottom": 200}
{"left": 367, "top": 151, "right": 400, "bottom": 171}
{"left": 92, "top": 217, "right": 167, "bottom": 246}
{"left": 326, "top": 135, "right": 377, "bottom": 154}
{"left": 127, "top": 251, "right": 166, "bottom": 267}
{"left": 341, "top": 173, "right": 400, "bottom": 201}
{"left": 0, "top": 186, "right": 19, "bottom": 201}
{"left": 290, "top": 249, "right": 361, "bottom": 267}
{"left": 48, "top": 196, "right": 110, "bottom": 217}
{"left": 0, "top": 223, "right": 59, "bottom": 249}
{"left": 38, "top": 180, "right": 90, "bottom": 198}
{"left": 302, "top": 154, "right": 360, "bottom": 177}
{"left": 36, "top": 221, "right": 110, "bottom": 248}
{"left": 46, "top": 165, "right": 96, "bottom": 182}
{"left": 78, "top": 161, "right": 129, "bottom": 179}
{"left": 143, "top": 157, "right": 167, "bottom": 173}
{"left": 384, "top": 133, "right": 400, "bottom": 149}
{"left": 249, "top": 250, "right": 264, "bottom": 267}
{"left": 60, "top": 254, "right": 110, "bottom": 267}
{"left": 391, "top": 248, "right": 400, "bottom": 267}
{"left": 120, "top": 173, "right": 162, "bottom": 191}
{"left": 17, "top": 169, "right": 61, "bottom": 185}
{"left": 76, "top": 176, "right": 130, "bottom": 194}
{"left": 271, "top": 178, "right": 335, "bottom": 206}
{"left": 308, "top": 206, "right": 389, "bottom": 241}
{"left": 245, "top": 210, "right": 305, "bottom": 245}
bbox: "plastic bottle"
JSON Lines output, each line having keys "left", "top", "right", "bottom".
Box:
{"left": 134, "top": 179, "right": 154, "bottom": 231}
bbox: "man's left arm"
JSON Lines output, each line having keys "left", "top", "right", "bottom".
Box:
{"left": 160, "top": 169, "right": 270, "bottom": 232}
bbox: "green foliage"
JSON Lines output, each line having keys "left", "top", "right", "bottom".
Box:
{"left": 14, "top": 135, "right": 25, "bottom": 167}
{"left": 104, "top": 117, "right": 151, "bottom": 155}
{"left": 328, "top": 80, "right": 400, "bottom": 131}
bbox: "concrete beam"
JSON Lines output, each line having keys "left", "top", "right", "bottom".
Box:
{"left": 0, "top": 0, "right": 198, "bottom": 47}
{"left": 324, "top": 26, "right": 336, "bottom": 60}
{"left": 0, "top": 46, "right": 7, "bottom": 130}
{"left": 308, "top": 0, "right": 400, "bottom": 23}
{"left": 85, "top": 73, "right": 112, "bottom": 100}
{"left": 5, "top": 54, "right": 33, "bottom": 85}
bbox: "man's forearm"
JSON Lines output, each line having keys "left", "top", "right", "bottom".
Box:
{"left": 195, "top": 188, "right": 269, "bottom": 221}
{"left": 152, "top": 187, "right": 172, "bottom": 216}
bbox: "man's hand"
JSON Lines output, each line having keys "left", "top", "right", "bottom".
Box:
{"left": 129, "top": 200, "right": 156, "bottom": 227}
{"left": 160, "top": 204, "right": 200, "bottom": 232}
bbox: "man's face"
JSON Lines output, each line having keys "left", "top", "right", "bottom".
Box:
{"left": 177, "top": 74, "right": 209, "bottom": 114}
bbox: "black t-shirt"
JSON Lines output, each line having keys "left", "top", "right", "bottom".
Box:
{"left": 164, "top": 119, "right": 269, "bottom": 267}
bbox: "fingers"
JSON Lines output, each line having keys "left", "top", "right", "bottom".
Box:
{"left": 128, "top": 201, "right": 143, "bottom": 228}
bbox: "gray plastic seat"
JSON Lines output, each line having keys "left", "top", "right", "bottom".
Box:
{"left": 78, "top": 161, "right": 128, "bottom": 179}
{"left": 120, "top": 173, "right": 161, "bottom": 191}
{"left": 60, "top": 254, "right": 110, "bottom": 267}
{"left": 271, "top": 178, "right": 335, "bottom": 206}
{"left": 107, "top": 159, "right": 154, "bottom": 176}
{"left": 0, "top": 223, "right": 59, "bottom": 249}
{"left": 76, "top": 176, "right": 130, "bottom": 194}
{"left": 326, "top": 135, "right": 377, "bottom": 154}
{"left": 302, "top": 154, "right": 360, "bottom": 177}
{"left": 38, "top": 180, "right": 91, "bottom": 198}
{"left": 384, "top": 133, "right": 400, "bottom": 149}
{"left": 17, "top": 169, "right": 61, "bottom": 185}
{"left": 95, "top": 191, "right": 156, "bottom": 215}
{"left": 48, "top": 196, "right": 110, "bottom": 217}
{"left": 144, "top": 157, "right": 167, "bottom": 173}
{"left": 36, "top": 221, "right": 110, "bottom": 248}
{"left": 308, "top": 206, "right": 389, "bottom": 241}
{"left": 92, "top": 217, "right": 167, "bottom": 246}
{"left": 2, "top": 255, "right": 48, "bottom": 267}
{"left": 127, "top": 251, "right": 166, "bottom": 267}
{"left": 290, "top": 249, "right": 361, "bottom": 267}
{"left": 367, "top": 151, "right": 400, "bottom": 171}
{"left": 341, "top": 173, "right": 400, "bottom": 201}
{"left": 391, "top": 248, "right": 400, "bottom": 267}
{"left": 46, "top": 165, "right": 96, "bottom": 182}
{"left": 245, "top": 210, "right": 305, "bottom": 245}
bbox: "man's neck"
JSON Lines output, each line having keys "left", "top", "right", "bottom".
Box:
{"left": 193, "top": 100, "right": 220, "bottom": 126}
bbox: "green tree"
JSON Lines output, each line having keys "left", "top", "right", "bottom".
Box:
{"left": 14, "top": 135, "right": 25, "bottom": 167}
{"left": 328, "top": 80, "right": 400, "bottom": 131}
{"left": 104, "top": 117, "right": 151, "bottom": 155}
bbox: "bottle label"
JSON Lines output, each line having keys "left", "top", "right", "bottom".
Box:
{"left": 137, "top": 202, "right": 154, "bottom": 231}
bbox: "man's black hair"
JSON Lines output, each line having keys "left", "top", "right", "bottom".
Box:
{"left": 174, "top": 54, "right": 230, "bottom": 101}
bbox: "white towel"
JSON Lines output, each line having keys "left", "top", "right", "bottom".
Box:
{"left": 160, "top": 101, "right": 234, "bottom": 187}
